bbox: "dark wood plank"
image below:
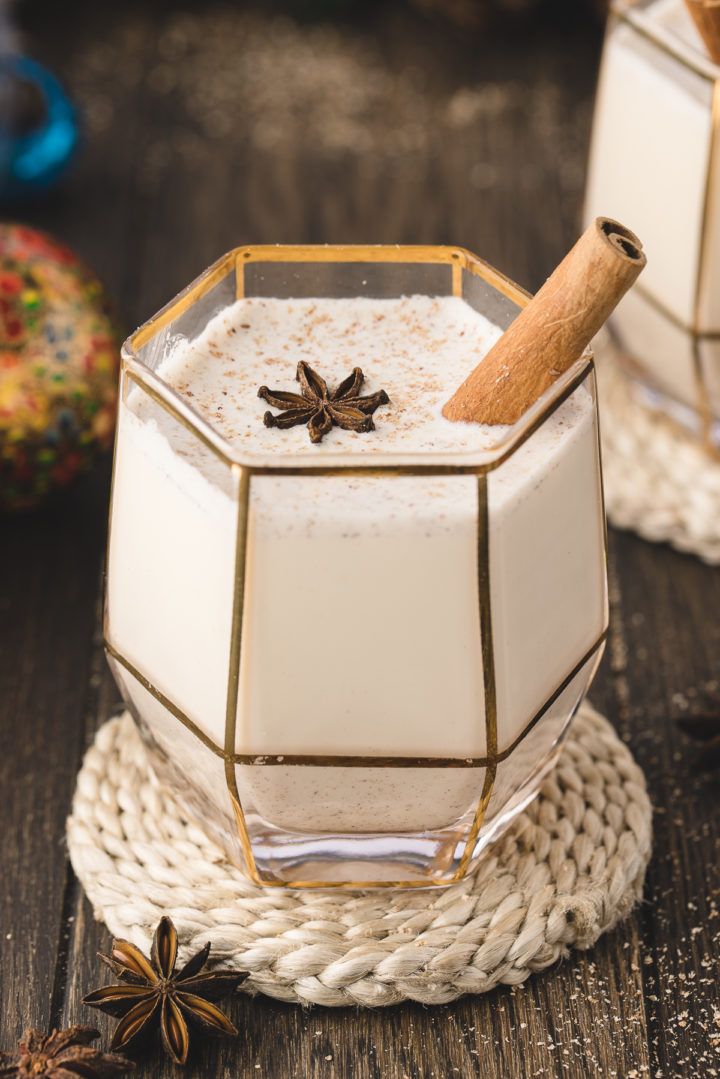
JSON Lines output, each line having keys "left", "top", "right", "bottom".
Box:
{"left": 0, "top": 474, "right": 108, "bottom": 1042}
{"left": 607, "top": 531, "right": 720, "bottom": 1078}
{"left": 0, "top": 0, "right": 160, "bottom": 1049}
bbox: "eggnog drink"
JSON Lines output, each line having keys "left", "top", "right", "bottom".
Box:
{"left": 106, "top": 279, "right": 607, "bottom": 885}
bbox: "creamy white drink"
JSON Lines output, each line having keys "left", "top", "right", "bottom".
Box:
{"left": 107, "top": 294, "right": 606, "bottom": 857}
{"left": 585, "top": 0, "right": 720, "bottom": 422}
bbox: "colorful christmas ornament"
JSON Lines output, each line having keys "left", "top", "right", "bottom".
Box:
{"left": 0, "top": 224, "right": 121, "bottom": 511}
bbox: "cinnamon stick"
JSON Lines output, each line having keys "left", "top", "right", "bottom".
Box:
{"left": 442, "top": 218, "right": 646, "bottom": 427}
{"left": 684, "top": 0, "right": 720, "bottom": 64}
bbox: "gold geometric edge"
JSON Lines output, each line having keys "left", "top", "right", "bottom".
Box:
{"left": 223, "top": 466, "right": 256, "bottom": 879}
{"left": 122, "top": 242, "right": 595, "bottom": 477}
{"left": 233, "top": 242, "right": 529, "bottom": 309}
{"left": 129, "top": 244, "right": 526, "bottom": 353}
{"left": 104, "top": 631, "right": 607, "bottom": 773}
{"left": 694, "top": 81, "right": 720, "bottom": 450}
{"left": 131, "top": 252, "right": 236, "bottom": 350}
{"left": 454, "top": 474, "right": 497, "bottom": 882}
{"left": 630, "top": 282, "right": 720, "bottom": 341}
{"left": 612, "top": 2, "right": 720, "bottom": 83}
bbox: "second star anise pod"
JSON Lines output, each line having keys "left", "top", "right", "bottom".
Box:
{"left": 258, "top": 360, "right": 390, "bottom": 443}
{"left": 0, "top": 1026, "right": 133, "bottom": 1079}
{"left": 83, "top": 916, "right": 247, "bottom": 1066}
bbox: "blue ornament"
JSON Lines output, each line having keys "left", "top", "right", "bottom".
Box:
{"left": 0, "top": 55, "right": 79, "bottom": 201}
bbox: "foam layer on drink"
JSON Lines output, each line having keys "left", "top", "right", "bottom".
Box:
{"left": 108, "top": 295, "right": 605, "bottom": 837}
{"left": 154, "top": 294, "right": 505, "bottom": 456}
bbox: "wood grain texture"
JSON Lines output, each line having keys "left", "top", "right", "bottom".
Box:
{"left": 1, "top": 1, "right": 718, "bottom": 1077}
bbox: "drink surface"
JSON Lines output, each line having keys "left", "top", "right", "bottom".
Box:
{"left": 149, "top": 294, "right": 507, "bottom": 456}
{"left": 129, "top": 294, "right": 593, "bottom": 520}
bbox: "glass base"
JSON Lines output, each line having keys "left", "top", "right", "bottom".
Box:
{"left": 241, "top": 823, "right": 469, "bottom": 886}
{"left": 109, "top": 643, "right": 603, "bottom": 888}
{"left": 243, "top": 746, "right": 564, "bottom": 887}
{"left": 137, "top": 730, "right": 560, "bottom": 888}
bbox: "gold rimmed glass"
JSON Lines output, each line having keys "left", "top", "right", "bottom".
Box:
{"left": 105, "top": 245, "right": 608, "bottom": 888}
{"left": 585, "top": 0, "right": 720, "bottom": 454}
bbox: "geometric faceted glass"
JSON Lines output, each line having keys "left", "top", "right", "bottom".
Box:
{"left": 105, "top": 245, "right": 608, "bottom": 888}
{"left": 585, "top": 0, "right": 720, "bottom": 452}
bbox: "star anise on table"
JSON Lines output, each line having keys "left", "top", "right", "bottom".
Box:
{"left": 258, "top": 360, "right": 390, "bottom": 443}
{"left": 0, "top": 1026, "right": 133, "bottom": 1079}
{"left": 83, "top": 916, "right": 247, "bottom": 1066}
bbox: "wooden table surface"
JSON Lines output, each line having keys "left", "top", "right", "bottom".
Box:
{"left": 2, "top": 2, "right": 719, "bottom": 1076}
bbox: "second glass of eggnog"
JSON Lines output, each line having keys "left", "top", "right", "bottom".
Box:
{"left": 105, "top": 245, "right": 608, "bottom": 888}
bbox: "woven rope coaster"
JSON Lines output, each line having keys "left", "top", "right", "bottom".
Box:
{"left": 598, "top": 348, "right": 720, "bottom": 564}
{"left": 67, "top": 701, "right": 652, "bottom": 1007}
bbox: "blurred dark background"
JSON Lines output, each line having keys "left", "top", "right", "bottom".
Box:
{"left": 8, "top": 0, "right": 607, "bottom": 333}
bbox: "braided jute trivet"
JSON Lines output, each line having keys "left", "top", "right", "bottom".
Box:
{"left": 67, "top": 702, "right": 652, "bottom": 1007}
{"left": 598, "top": 347, "right": 720, "bottom": 564}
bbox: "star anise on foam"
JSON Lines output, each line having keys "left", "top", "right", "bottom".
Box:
{"left": 0, "top": 1026, "right": 133, "bottom": 1079}
{"left": 258, "top": 360, "right": 389, "bottom": 443}
{"left": 83, "top": 917, "right": 246, "bottom": 1066}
